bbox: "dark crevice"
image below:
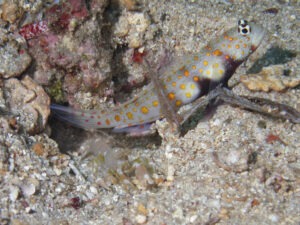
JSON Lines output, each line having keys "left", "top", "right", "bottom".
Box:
{"left": 247, "top": 46, "right": 297, "bottom": 74}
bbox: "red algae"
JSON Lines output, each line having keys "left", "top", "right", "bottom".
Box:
{"left": 132, "top": 48, "right": 147, "bottom": 64}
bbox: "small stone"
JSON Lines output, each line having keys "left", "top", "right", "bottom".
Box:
{"left": 21, "top": 178, "right": 39, "bottom": 197}
{"left": 114, "top": 16, "right": 130, "bottom": 37}
{"left": 128, "top": 32, "right": 142, "bottom": 48}
{"left": 226, "top": 150, "right": 240, "bottom": 164}
{"left": 137, "top": 203, "right": 148, "bottom": 216}
{"left": 54, "top": 168, "right": 62, "bottom": 176}
{"left": 55, "top": 185, "right": 63, "bottom": 193}
{"left": 219, "top": 207, "right": 230, "bottom": 219}
{"left": 21, "top": 183, "right": 35, "bottom": 197}
{"left": 25, "top": 207, "right": 32, "bottom": 213}
{"left": 251, "top": 199, "right": 260, "bottom": 207}
{"left": 268, "top": 214, "right": 279, "bottom": 222}
{"left": 90, "top": 186, "right": 98, "bottom": 194}
{"left": 172, "top": 206, "right": 183, "bottom": 219}
{"left": 31, "top": 143, "right": 46, "bottom": 156}
{"left": 207, "top": 199, "right": 221, "bottom": 209}
{"left": 289, "top": 15, "right": 296, "bottom": 21}
{"left": 9, "top": 185, "right": 19, "bottom": 202}
{"left": 165, "top": 145, "right": 173, "bottom": 159}
{"left": 167, "top": 165, "right": 175, "bottom": 181}
{"left": 189, "top": 215, "right": 198, "bottom": 223}
{"left": 135, "top": 214, "right": 147, "bottom": 224}
{"left": 112, "top": 194, "right": 119, "bottom": 202}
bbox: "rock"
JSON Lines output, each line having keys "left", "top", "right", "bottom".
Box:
{"left": 21, "top": 178, "right": 39, "bottom": 197}
{"left": 113, "top": 11, "right": 150, "bottom": 48}
{"left": 9, "top": 185, "right": 19, "bottom": 202}
{"left": 113, "top": 15, "right": 130, "bottom": 37}
{"left": 241, "top": 65, "right": 300, "bottom": 92}
{"left": 119, "top": 0, "right": 141, "bottom": 11}
{"left": 21, "top": 183, "right": 35, "bottom": 197}
{"left": 4, "top": 76, "right": 50, "bottom": 134}
{"left": 23, "top": 0, "right": 112, "bottom": 95}
{"left": 0, "top": 40, "right": 32, "bottom": 78}
{"left": 1, "top": 1, "right": 23, "bottom": 24}
{"left": 127, "top": 12, "right": 150, "bottom": 33}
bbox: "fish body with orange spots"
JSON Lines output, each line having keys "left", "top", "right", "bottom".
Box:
{"left": 51, "top": 20, "right": 265, "bottom": 132}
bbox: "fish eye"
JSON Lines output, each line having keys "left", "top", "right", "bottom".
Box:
{"left": 238, "top": 20, "right": 251, "bottom": 36}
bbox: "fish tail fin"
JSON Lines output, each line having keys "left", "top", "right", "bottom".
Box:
{"left": 50, "top": 104, "right": 97, "bottom": 130}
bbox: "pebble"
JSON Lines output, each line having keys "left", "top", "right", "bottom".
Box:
{"left": 90, "top": 186, "right": 98, "bottom": 194}
{"left": 289, "top": 15, "right": 296, "bottom": 21}
{"left": 55, "top": 183, "right": 66, "bottom": 194}
{"left": 9, "top": 185, "right": 19, "bottom": 202}
{"left": 165, "top": 145, "right": 173, "bottom": 159}
{"left": 25, "top": 207, "right": 32, "bottom": 213}
{"left": 55, "top": 186, "right": 62, "bottom": 194}
{"left": 268, "top": 214, "right": 279, "bottom": 222}
{"left": 219, "top": 208, "right": 230, "bottom": 219}
{"left": 189, "top": 215, "right": 198, "bottom": 223}
{"left": 167, "top": 165, "right": 175, "bottom": 182}
{"left": 53, "top": 168, "right": 62, "bottom": 176}
{"left": 114, "top": 15, "right": 130, "bottom": 37}
{"left": 21, "top": 183, "right": 36, "bottom": 197}
{"left": 226, "top": 150, "right": 241, "bottom": 164}
{"left": 173, "top": 207, "right": 183, "bottom": 219}
{"left": 128, "top": 32, "right": 142, "bottom": 48}
{"left": 135, "top": 214, "right": 147, "bottom": 224}
{"left": 207, "top": 199, "right": 221, "bottom": 209}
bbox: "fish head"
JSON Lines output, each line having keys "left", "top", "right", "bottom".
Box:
{"left": 237, "top": 19, "right": 265, "bottom": 53}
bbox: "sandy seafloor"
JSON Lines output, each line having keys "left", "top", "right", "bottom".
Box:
{"left": 0, "top": 0, "right": 300, "bottom": 224}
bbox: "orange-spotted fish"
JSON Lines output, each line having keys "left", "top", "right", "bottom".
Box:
{"left": 51, "top": 20, "right": 265, "bottom": 132}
